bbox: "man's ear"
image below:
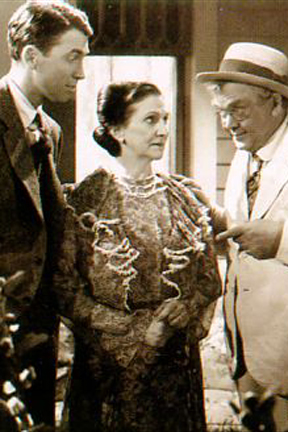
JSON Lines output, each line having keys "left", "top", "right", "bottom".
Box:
{"left": 22, "top": 45, "right": 39, "bottom": 69}
{"left": 271, "top": 92, "right": 284, "bottom": 117}
{"left": 110, "top": 126, "right": 125, "bottom": 144}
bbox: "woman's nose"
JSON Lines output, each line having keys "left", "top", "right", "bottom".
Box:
{"left": 157, "top": 119, "right": 169, "bottom": 135}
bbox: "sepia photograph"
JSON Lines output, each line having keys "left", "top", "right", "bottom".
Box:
{"left": 0, "top": 1, "right": 288, "bottom": 431}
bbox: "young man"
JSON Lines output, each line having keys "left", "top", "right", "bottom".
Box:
{"left": 0, "top": 0, "right": 93, "bottom": 427}
{"left": 197, "top": 42, "right": 288, "bottom": 431}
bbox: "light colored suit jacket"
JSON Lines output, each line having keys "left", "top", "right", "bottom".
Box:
{"left": 224, "top": 122, "right": 288, "bottom": 395}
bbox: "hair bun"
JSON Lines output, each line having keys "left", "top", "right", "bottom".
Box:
{"left": 93, "top": 127, "right": 121, "bottom": 157}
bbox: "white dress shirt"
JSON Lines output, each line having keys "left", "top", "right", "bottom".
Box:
{"left": 8, "top": 77, "right": 44, "bottom": 145}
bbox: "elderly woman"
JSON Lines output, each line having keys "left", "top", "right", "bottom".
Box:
{"left": 55, "top": 82, "right": 221, "bottom": 432}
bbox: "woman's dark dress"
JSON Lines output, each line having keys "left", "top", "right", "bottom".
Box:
{"left": 54, "top": 169, "right": 222, "bottom": 432}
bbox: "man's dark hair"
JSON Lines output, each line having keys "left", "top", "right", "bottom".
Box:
{"left": 8, "top": 0, "right": 93, "bottom": 60}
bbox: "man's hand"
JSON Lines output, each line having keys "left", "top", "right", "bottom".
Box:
{"left": 215, "top": 219, "right": 284, "bottom": 260}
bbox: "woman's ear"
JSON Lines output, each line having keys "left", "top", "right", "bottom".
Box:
{"left": 110, "top": 126, "right": 126, "bottom": 145}
{"left": 22, "top": 45, "right": 39, "bottom": 69}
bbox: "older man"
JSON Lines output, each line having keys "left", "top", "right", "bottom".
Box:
{"left": 197, "top": 42, "right": 288, "bottom": 431}
{"left": 0, "top": 0, "right": 92, "bottom": 427}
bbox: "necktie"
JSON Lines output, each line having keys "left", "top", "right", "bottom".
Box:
{"left": 246, "top": 154, "right": 264, "bottom": 217}
{"left": 27, "top": 113, "right": 52, "bottom": 170}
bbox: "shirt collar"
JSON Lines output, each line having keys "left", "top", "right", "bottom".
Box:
{"left": 256, "top": 115, "right": 288, "bottom": 162}
{"left": 7, "top": 77, "right": 43, "bottom": 129}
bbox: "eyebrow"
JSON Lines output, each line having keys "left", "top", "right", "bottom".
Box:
{"left": 146, "top": 109, "right": 169, "bottom": 115}
{"left": 68, "top": 47, "right": 90, "bottom": 56}
{"left": 212, "top": 99, "right": 246, "bottom": 109}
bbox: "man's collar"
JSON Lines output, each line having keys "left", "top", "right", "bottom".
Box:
{"left": 7, "top": 77, "right": 43, "bottom": 129}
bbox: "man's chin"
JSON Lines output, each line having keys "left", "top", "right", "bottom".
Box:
{"left": 50, "top": 94, "right": 76, "bottom": 104}
{"left": 233, "top": 138, "right": 251, "bottom": 151}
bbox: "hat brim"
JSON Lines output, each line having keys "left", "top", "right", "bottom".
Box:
{"left": 196, "top": 71, "right": 288, "bottom": 99}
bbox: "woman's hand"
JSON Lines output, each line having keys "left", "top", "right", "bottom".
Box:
{"left": 144, "top": 299, "right": 189, "bottom": 348}
{"left": 91, "top": 305, "right": 132, "bottom": 335}
{"left": 155, "top": 298, "right": 190, "bottom": 329}
{"left": 144, "top": 318, "right": 172, "bottom": 348}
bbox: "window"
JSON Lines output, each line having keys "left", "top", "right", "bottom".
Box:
{"left": 75, "top": 56, "right": 176, "bottom": 182}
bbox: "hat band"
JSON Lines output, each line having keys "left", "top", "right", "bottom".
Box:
{"left": 220, "top": 59, "right": 288, "bottom": 86}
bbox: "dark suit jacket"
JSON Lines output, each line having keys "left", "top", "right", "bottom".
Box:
{"left": 0, "top": 76, "right": 66, "bottom": 424}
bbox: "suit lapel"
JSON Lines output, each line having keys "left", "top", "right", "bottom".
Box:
{"left": 252, "top": 130, "right": 288, "bottom": 219}
{"left": 226, "top": 129, "right": 288, "bottom": 221}
{"left": 224, "top": 149, "right": 250, "bottom": 221}
{"left": 0, "top": 79, "right": 43, "bottom": 220}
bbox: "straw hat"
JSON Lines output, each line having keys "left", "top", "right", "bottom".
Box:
{"left": 196, "top": 42, "right": 288, "bottom": 98}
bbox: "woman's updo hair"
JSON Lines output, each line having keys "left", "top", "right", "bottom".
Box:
{"left": 93, "top": 82, "right": 162, "bottom": 157}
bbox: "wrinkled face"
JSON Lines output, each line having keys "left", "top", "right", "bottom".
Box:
{"left": 33, "top": 28, "right": 89, "bottom": 103}
{"left": 211, "top": 82, "right": 278, "bottom": 153}
{"left": 119, "top": 94, "right": 169, "bottom": 162}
